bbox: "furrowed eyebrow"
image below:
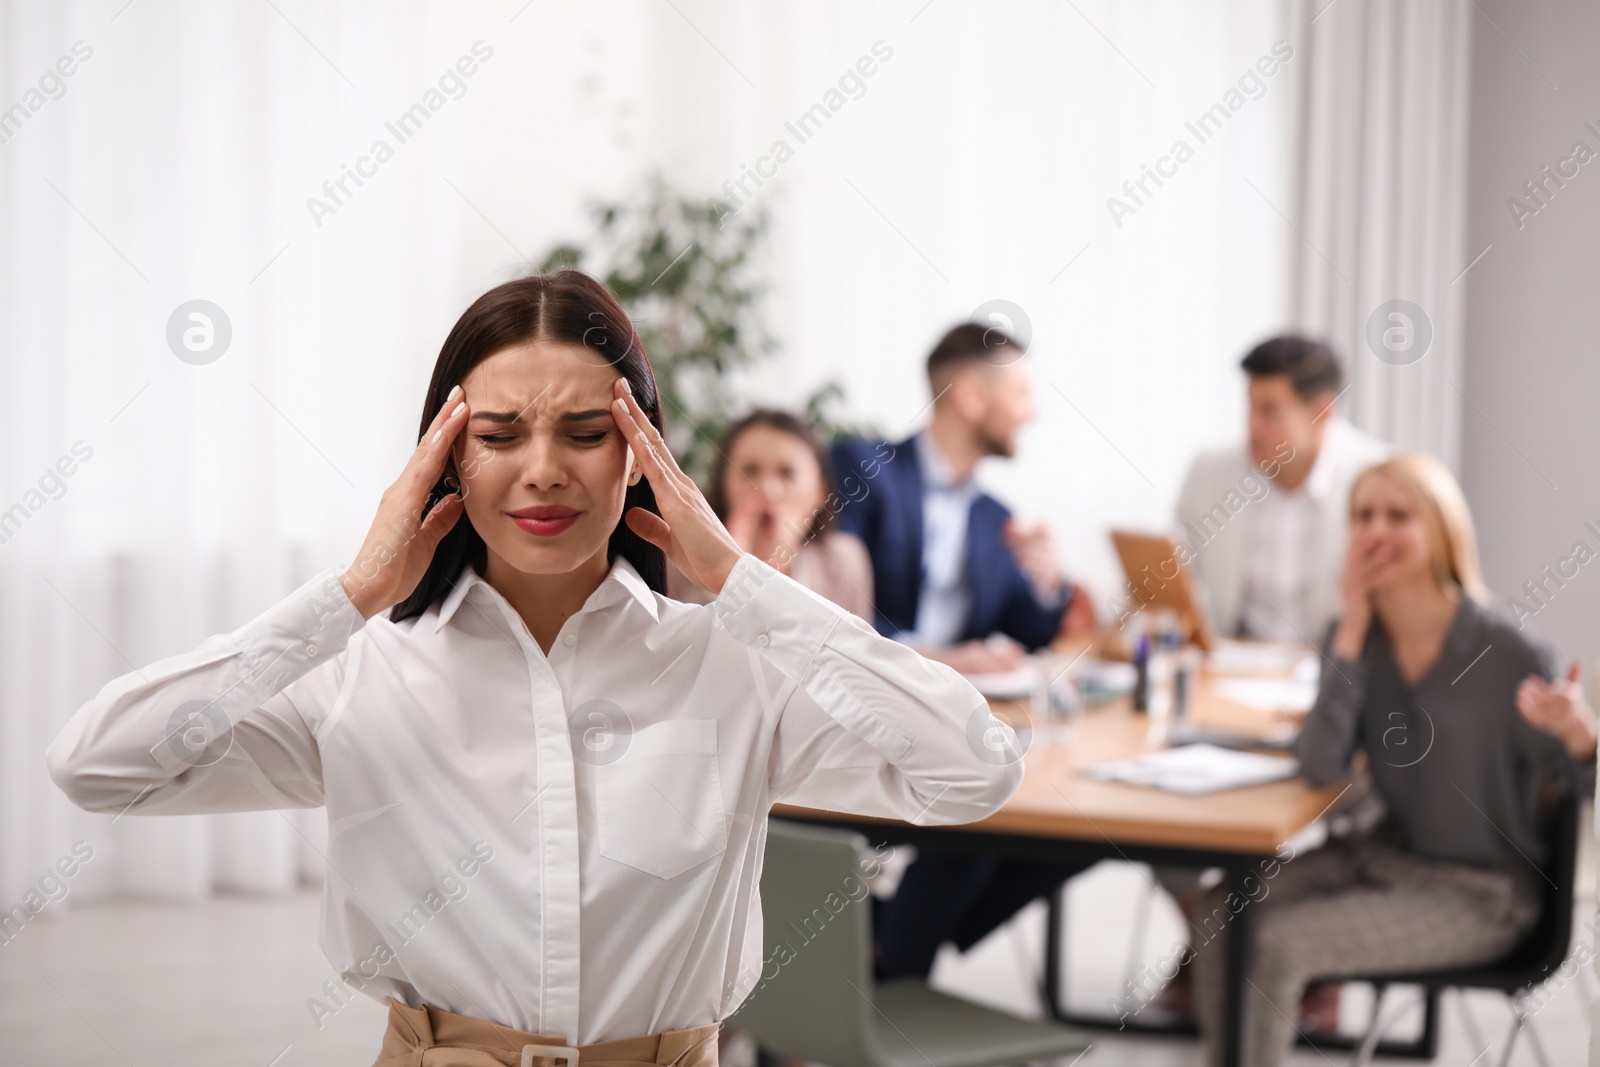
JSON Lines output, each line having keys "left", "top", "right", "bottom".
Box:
{"left": 469, "top": 408, "right": 614, "bottom": 425}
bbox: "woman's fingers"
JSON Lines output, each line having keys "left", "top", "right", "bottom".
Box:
{"left": 624, "top": 507, "right": 673, "bottom": 552}
{"left": 610, "top": 377, "right": 745, "bottom": 594}
{"left": 1518, "top": 679, "right": 1568, "bottom": 730}
{"left": 343, "top": 387, "right": 470, "bottom": 620}
{"left": 419, "top": 490, "right": 466, "bottom": 547}
{"left": 416, "top": 388, "right": 469, "bottom": 490}
{"left": 612, "top": 377, "right": 684, "bottom": 483}
{"left": 614, "top": 376, "right": 657, "bottom": 442}
{"left": 610, "top": 380, "right": 653, "bottom": 464}
{"left": 395, "top": 388, "right": 470, "bottom": 515}
{"left": 611, "top": 387, "right": 681, "bottom": 506}
{"left": 416, "top": 385, "right": 464, "bottom": 452}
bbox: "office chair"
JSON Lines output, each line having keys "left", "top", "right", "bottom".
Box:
{"left": 730, "top": 818, "right": 1091, "bottom": 1067}
{"left": 1313, "top": 777, "right": 1582, "bottom": 1067}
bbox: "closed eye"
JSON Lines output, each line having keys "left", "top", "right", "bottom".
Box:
{"left": 475, "top": 434, "right": 516, "bottom": 446}
{"left": 570, "top": 431, "right": 608, "bottom": 444}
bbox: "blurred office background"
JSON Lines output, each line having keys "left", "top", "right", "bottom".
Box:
{"left": 1, "top": 1, "right": 1596, "bottom": 1063}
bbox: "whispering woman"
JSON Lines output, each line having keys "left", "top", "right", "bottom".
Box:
{"left": 47, "top": 269, "right": 1021, "bottom": 1066}
{"left": 1192, "top": 452, "right": 1597, "bottom": 1067}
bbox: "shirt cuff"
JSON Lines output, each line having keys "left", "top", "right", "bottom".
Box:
{"left": 225, "top": 564, "right": 367, "bottom": 729}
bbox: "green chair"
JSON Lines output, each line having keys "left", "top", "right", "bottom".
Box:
{"left": 729, "top": 818, "right": 1091, "bottom": 1067}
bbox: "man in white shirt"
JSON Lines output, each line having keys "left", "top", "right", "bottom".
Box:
{"left": 1162, "top": 336, "right": 1389, "bottom": 1028}
{"left": 1176, "top": 336, "right": 1390, "bottom": 644}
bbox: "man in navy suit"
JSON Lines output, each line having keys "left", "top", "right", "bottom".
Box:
{"left": 832, "top": 323, "right": 1094, "bottom": 667}
{"left": 832, "top": 321, "right": 1094, "bottom": 980}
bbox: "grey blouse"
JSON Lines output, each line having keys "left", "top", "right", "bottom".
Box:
{"left": 1296, "top": 596, "right": 1596, "bottom": 874}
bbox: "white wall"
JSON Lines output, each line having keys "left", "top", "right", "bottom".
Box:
{"left": 0, "top": 0, "right": 1295, "bottom": 901}
{"left": 632, "top": 1, "right": 1301, "bottom": 603}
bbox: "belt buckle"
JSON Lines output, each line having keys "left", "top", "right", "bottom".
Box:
{"left": 521, "top": 1043, "right": 579, "bottom": 1067}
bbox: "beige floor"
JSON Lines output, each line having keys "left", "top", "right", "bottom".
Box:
{"left": 0, "top": 859, "right": 1590, "bottom": 1066}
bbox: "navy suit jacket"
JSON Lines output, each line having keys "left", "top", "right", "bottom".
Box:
{"left": 830, "top": 434, "right": 1067, "bottom": 651}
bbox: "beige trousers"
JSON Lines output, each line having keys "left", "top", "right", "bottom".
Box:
{"left": 1192, "top": 836, "right": 1539, "bottom": 1067}
{"left": 372, "top": 996, "right": 721, "bottom": 1067}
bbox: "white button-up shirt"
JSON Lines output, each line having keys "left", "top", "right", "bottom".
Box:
{"left": 46, "top": 552, "right": 1020, "bottom": 1043}
{"left": 1239, "top": 437, "right": 1338, "bottom": 642}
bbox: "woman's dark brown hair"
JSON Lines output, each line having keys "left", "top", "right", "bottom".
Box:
{"left": 705, "top": 409, "right": 837, "bottom": 545}
{"left": 388, "top": 269, "right": 666, "bottom": 624}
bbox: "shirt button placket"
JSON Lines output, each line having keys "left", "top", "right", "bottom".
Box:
{"left": 505, "top": 601, "right": 583, "bottom": 1038}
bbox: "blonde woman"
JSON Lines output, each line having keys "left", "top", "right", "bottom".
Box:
{"left": 47, "top": 270, "right": 1018, "bottom": 1065}
{"left": 1193, "top": 452, "right": 1597, "bottom": 1067}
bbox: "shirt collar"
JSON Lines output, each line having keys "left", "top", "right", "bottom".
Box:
{"left": 1373, "top": 593, "right": 1489, "bottom": 678}
{"left": 432, "top": 554, "right": 659, "bottom": 633}
{"left": 915, "top": 430, "right": 975, "bottom": 493}
{"left": 1441, "top": 593, "right": 1489, "bottom": 662}
{"left": 1302, "top": 416, "right": 1347, "bottom": 502}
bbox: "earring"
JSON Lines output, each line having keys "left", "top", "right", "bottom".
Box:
{"left": 629, "top": 469, "right": 642, "bottom": 486}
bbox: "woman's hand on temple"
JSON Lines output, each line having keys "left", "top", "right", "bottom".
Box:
{"left": 610, "top": 377, "right": 745, "bottom": 595}
{"left": 1518, "top": 659, "right": 1600, "bottom": 760}
{"left": 340, "top": 387, "right": 470, "bottom": 619}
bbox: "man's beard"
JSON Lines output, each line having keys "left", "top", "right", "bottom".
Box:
{"left": 976, "top": 428, "right": 1013, "bottom": 459}
{"left": 1249, "top": 439, "right": 1284, "bottom": 470}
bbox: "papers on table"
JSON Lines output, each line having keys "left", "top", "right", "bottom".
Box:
{"left": 1082, "top": 743, "right": 1300, "bottom": 796}
{"left": 1168, "top": 720, "right": 1296, "bottom": 750}
{"left": 962, "top": 666, "right": 1039, "bottom": 699}
{"left": 1206, "top": 638, "right": 1318, "bottom": 677}
{"left": 1211, "top": 677, "right": 1318, "bottom": 714}
{"left": 963, "top": 655, "right": 1138, "bottom": 703}
{"left": 1202, "top": 639, "right": 1319, "bottom": 714}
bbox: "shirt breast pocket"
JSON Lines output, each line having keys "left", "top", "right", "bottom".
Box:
{"left": 596, "top": 718, "right": 729, "bottom": 880}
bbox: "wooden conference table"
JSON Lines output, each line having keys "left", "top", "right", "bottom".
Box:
{"left": 772, "top": 653, "right": 1352, "bottom": 1067}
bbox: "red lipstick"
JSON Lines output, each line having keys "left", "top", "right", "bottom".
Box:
{"left": 508, "top": 504, "right": 582, "bottom": 537}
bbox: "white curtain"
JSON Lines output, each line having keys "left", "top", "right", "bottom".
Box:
{"left": 3, "top": 0, "right": 1294, "bottom": 903}
{"left": 1284, "top": 0, "right": 1473, "bottom": 468}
